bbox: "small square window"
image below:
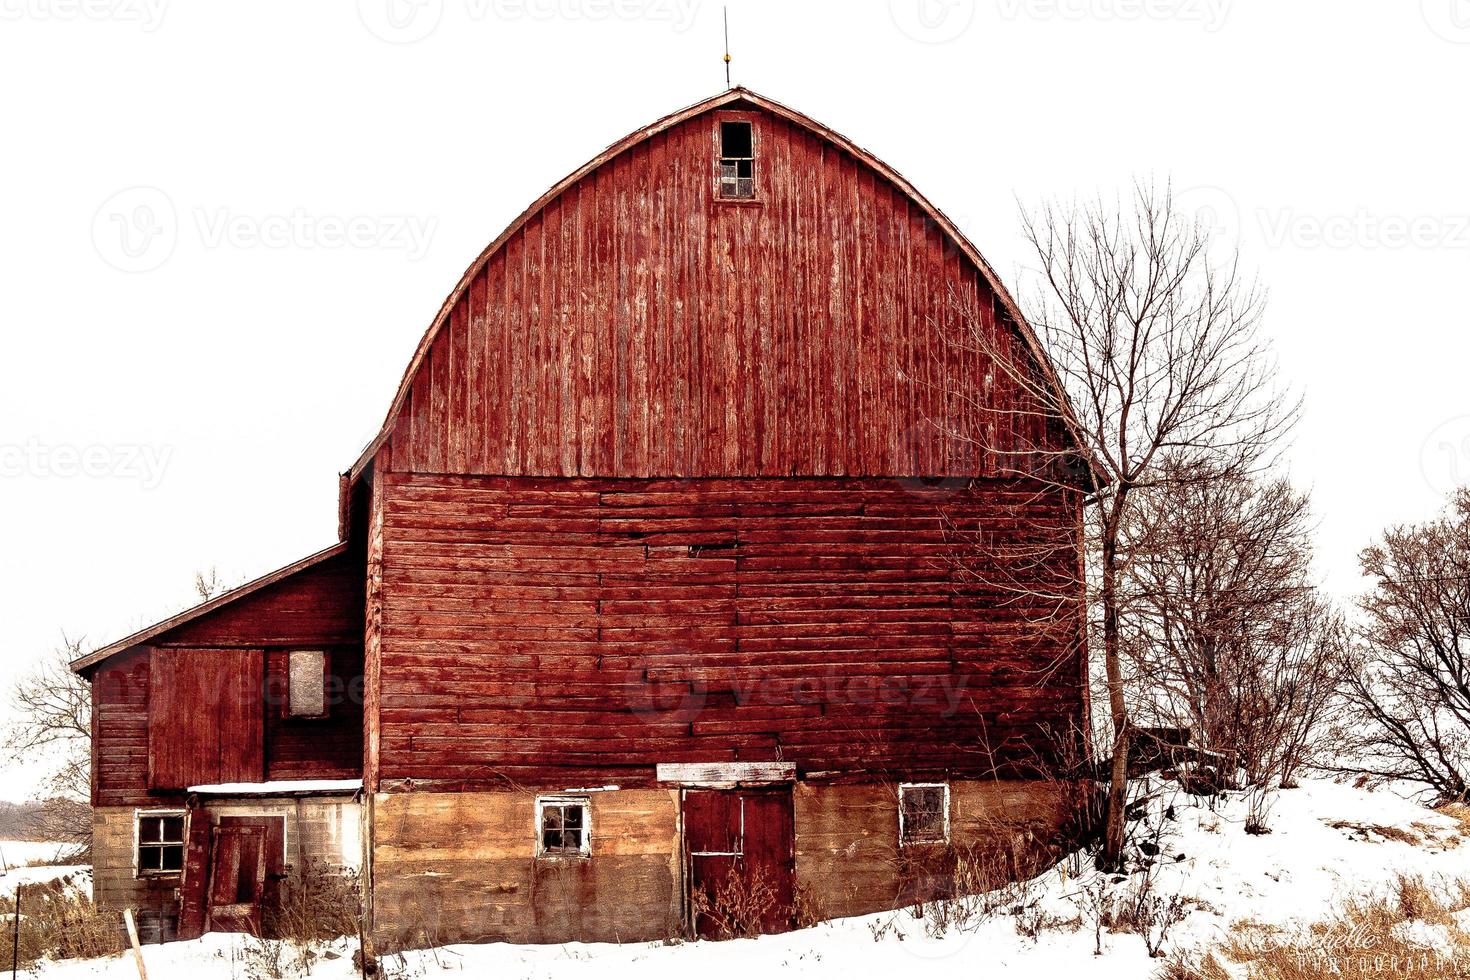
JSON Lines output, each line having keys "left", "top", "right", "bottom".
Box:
{"left": 137, "top": 811, "right": 186, "bottom": 876}
{"left": 287, "top": 650, "right": 328, "bottom": 718}
{"left": 718, "top": 120, "right": 755, "bottom": 200}
{"left": 899, "top": 783, "right": 949, "bottom": 846}
{"left": 537, "top": 797, "right": 591, "bottom": 858}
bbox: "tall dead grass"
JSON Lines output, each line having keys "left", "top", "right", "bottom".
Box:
{"left": 1160, "top": 873, "right": 1470, "bottom": 979}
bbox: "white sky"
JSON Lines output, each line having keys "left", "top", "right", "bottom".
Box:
{"left": 1, "top": 0, "right": 1467, "bottom": 801}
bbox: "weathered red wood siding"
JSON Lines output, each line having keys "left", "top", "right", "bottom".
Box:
{"left": 376, "top": 473, "right": 1083, "bottom": 788}
{"left": 91, "top": 551, "right": 365, "bottom": 806}
{"left": 380, "top": 104, "right": 1066, "bottom": 481}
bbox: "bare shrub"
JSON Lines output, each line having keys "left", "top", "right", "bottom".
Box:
{"left": 689, "top": 865, "right": 777, "bottom": 939}
{"left": 262, "top": 859, "right": 361, "bottom": 942}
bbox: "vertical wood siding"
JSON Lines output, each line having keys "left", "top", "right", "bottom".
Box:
{"left": 382, "top": 107, "right": 1065, "bottom": 481}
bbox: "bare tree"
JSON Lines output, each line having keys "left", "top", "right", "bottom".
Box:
{"left": 947, "top": 183, "right": 1297, "bottom": 867}
{"left": 1333, "top": 489, "right": 1470, "bottom": 802}
{"left": 194, "top": 565, "right": 225, "bottom": 601}
{"left": 5, "top": 636, "right": 92, "bottom": 850}
{"left": 1121, "top": 462, "right": 1345, "bottom": 789}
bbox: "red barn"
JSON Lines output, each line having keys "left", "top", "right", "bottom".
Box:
{"left": 73, "top": 88, "right": 1090, "bottom": 947}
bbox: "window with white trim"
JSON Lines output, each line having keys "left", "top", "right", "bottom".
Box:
{"left": 136, "top": 810, "right": 186, "bottom": 875}
{"left": 717, "top": 120, "right": 755, "bottom": 200}
{"left": 287, "top": 649, "right": 328, "bottom": 719}
{"left": 898, "top": 783, "right": 950, "bottom": 846}
{"left": 536, "top": 796, "right": 591, "bottom": 858}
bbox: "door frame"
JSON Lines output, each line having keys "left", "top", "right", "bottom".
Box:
{"left": 679, "top": 786, "right": 795, "bottom": 938}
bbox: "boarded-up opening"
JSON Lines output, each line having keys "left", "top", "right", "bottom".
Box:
{"left": 147, "top": 648, "right": 264, "bottom": 789}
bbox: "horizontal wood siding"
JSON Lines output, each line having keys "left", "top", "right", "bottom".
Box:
{"left": 376, "top": 473, "right": 1083, "bottom": 788}
{"left": 383, "top": 107, "right": 1065, "bottom": 481}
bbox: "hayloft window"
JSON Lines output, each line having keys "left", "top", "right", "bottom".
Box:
{"left": 287, "top": 649, "right": 328, "bottom": 719}
{"left": 718, "top": 120, "right": 755, "bottom": 199}
{"left": 899, "top": 783, "right": 950, "bottom": 846}
{"left": 537, "top": 797, "right": 591, "bottom": 858}
{"left": 136, "top": 810, "right": 186, "bottom": 876}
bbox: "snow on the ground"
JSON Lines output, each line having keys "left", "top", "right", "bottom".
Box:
{"left": 0, "top": 864, "right": 91, "bottom": 897}
{"left": 25, "top": 779, "right": 1470, "bottom": 979}
{"left": 0, "top": 840, "right": 77, "bottom": 870}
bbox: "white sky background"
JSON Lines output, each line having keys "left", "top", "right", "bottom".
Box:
{"left": 1, "top": 0, "right": 1467, "bottom": 802}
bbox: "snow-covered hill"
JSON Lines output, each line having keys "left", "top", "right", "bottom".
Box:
{"left": 28, "top": 780, "right": 1470, "bottom": 979}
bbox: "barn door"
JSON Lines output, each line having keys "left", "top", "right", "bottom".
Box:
{"left": 204, "top": 819, "right": 282, "bottom": 935}
{"left": 683, "top": 789, "right": 794, "bottom": 939}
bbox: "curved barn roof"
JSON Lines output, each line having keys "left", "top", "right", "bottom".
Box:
{"left": 346, "top": 86, "right": 1087, "bottom": 485}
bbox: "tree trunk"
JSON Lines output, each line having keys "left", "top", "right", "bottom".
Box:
{"left": 1100, "top": 523, "right": 1130, "bottom": 869}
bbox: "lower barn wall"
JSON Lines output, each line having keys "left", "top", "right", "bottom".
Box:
{"left": 93, "top": 806, "right": 181, "bottom": 941}
{"left": 370, "top": 789, "right": 681, "bottom": 948}
{"left": 93, "top": 797, "right": 362, "bottom": 941}
{"left": 370, "top": 779, "right": 1075, "bottom": 947}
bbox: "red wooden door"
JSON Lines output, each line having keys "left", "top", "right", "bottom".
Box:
{"left": 683, "top": 789, "right": 794, "bottom": 939}
{"left": 205, "top": 824, "right": 270, "bottom": 934}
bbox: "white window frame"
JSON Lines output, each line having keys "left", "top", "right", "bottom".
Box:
{"left": 898, "top": 782, "right": 951, "bottom": 847}
{"left": 134, "top": 808, "right": 187, "bottom": 878}
{"left": 535, "top": 796, "right": 592, "bottom": 859}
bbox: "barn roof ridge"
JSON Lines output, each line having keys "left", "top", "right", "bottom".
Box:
{"left": 344, "top": 85, "right": 1093, "bottom": 486}
{"left": 70, "top": 541, "right": 350, "bottom": 674}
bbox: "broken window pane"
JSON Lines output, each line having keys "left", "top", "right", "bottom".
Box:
{"left": 899, "top": 784, "right": 949, "bottom": 845}
{"left": 538, "top": 798, "right": 590, "bottom": 857}
{"left": 718, "top": 120, "right": 755, "bottom": 199}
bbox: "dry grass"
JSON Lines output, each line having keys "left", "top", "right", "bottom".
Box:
{"left": 1324, "top": 819, "right": 1424, "bottom": 845}
{"left": 261, "top": 859, "right": 361, "bottom": 942}
{"left": 0, "top": 876, "right": 127, "bottom": 969}
{"left": 1167, "top": 873, "right": 1470, "bottom": 979}
{"left": 688, "top": 865, "right": 778, "bottom": 939}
